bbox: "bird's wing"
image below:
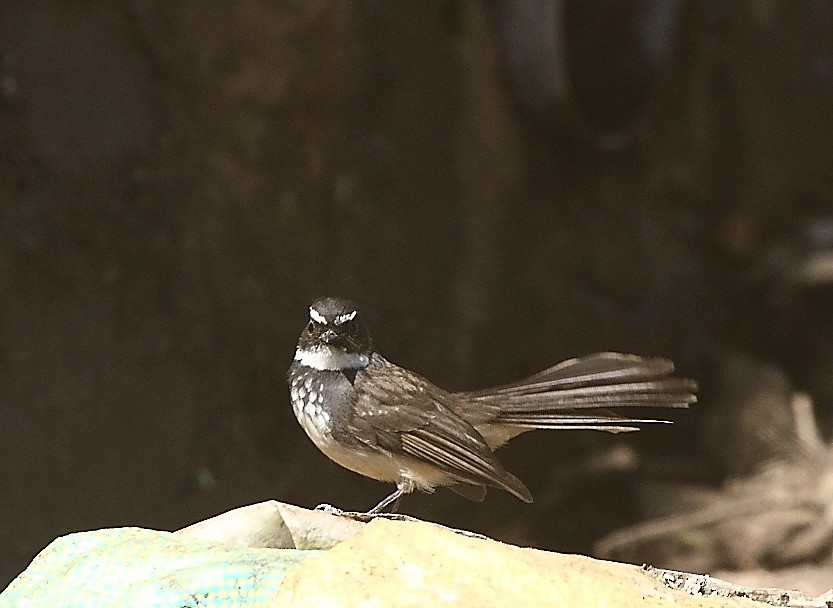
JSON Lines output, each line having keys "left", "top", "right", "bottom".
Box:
{"left": 349, "top": 357, "right": 532, "bottom": 502}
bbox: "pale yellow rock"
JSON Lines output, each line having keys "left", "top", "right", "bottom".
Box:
{"left": 277, "top": 518, "right": 763, "bottom": 607}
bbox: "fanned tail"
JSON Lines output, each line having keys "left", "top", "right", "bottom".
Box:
{"left": 459, "top": 353, "right": 697, "bottom": 443}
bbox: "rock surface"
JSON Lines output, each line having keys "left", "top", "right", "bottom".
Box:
{"left": 0, "top": 502, "right": 807, "bottom": 607}
{"left": 278, "top": 517, "right": 763, "bottom": 608}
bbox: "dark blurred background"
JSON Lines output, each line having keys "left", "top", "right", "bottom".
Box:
{"left": 3, "top": 0, "right": 833, "bottom": 590}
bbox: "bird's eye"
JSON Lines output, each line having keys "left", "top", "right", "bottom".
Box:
{"left": 307, "top": 321, "right": 315, "bottom": 333}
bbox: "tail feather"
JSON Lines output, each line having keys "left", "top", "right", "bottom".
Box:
{"left": 495, "top": 389, "right": 695, "bottom": 410}
{"left": 468, "top": 352, "right": 688, "bottom": 396}
{"left": 459, "top": 353, "right": 696, "bottom": 438}
{"left": 496, "top": 415, "right": 670, "bottom": 433}
{"left": 502, "top": 376, "right": 694, "bottom": 398}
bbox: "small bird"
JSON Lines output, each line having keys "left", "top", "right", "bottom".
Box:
{"left": 288, "top": 297, "right": 697, "bottom": 513}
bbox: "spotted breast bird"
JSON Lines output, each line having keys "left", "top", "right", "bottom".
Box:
{"left": 287, "top": 296, "right": 696, "bottom": 513}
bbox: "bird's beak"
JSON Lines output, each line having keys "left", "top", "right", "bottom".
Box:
{"left": 321, "top": 329, "right": 338, "bottom": 344}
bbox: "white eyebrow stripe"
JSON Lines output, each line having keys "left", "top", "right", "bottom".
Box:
{"left": 334, "top": 310, "right": 357, "bottom": 325}
{"left": 309, "top": 307, "right": 328, "bottom": 324}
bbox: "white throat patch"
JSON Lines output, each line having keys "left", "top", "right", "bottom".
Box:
{"left": 294, "top": 346, "right": 369, "bottom": 371}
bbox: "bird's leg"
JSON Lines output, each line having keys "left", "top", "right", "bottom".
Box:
{"left": 389, "top": 492, "right": 404, "bottom": 513}
{"left": 367, "top": 479, "right": 413, "bottom": 514}
{"left": 368, "top": 487, "right": 404, "bottom": 514}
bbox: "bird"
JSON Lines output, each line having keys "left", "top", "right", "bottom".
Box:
{"left": 287, "top": 296, "right": 697, "bottom": 513}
